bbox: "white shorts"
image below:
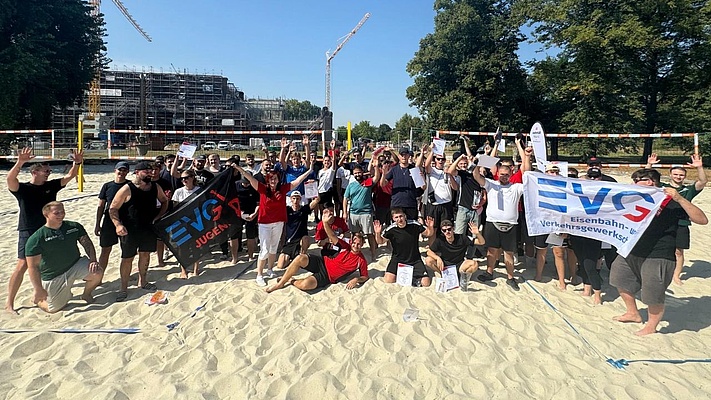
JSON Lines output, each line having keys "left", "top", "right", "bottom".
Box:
{"left": 348, "top": 213, "right": 374, "bottom": 235}
{"left": 258, "top": 221, "right": 284, "bottom": 260}
{"left": 41, "top": 257, "right": 90, "bottom": 313}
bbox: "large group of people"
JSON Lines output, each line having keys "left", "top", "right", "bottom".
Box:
{"left": 6, "top": 135, "right": 709, "bottom": 336}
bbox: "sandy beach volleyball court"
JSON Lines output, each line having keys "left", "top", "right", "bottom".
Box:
{"left": 0, "top": 165, "right": 709, "bottom": 399}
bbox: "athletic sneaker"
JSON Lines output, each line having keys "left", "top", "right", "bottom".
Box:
{"left": 506, "top": 278, "right": 520, "bottom": 291}
{"left": 255, "top": 275, "right": 267, "bottom": 287}
{"left": 265, "top": 269, "right": 275, "bottom": 279}
{"left": 513, "top": 254, "right": 519, "bottom": 265}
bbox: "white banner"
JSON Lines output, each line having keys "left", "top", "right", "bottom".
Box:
{"left": 529, "top": 122, "right": 547, "bottom": 168}
{"left": 522, "top": 172, "right": 668, "bottom": 257}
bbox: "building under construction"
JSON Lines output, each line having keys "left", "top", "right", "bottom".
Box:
{"left": 51, "top": 69, "right": 324, "bottom": 148}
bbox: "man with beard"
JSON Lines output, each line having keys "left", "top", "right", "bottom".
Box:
{"left": 109, "top": 161, "right": 169, "bottom": 302}
{"left": 382, "top": 147, "right": 424, "bottom": 221}
{"left": 244, "top": 153, "right": 261, "bottom": 176}
{"left": 472, "top": 163, "right": 524, "bottom": 291}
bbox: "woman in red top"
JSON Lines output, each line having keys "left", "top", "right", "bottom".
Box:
{"left": 235, "top": 164, "right": 312, "bottom": 286}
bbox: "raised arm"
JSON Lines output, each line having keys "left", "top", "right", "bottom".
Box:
{"left": 472, "top": 163, "right": 486, "bottom": 187}
{"left": 171, "top": 155, "right": 186, "bottom": 179}
{"left": 373, "top": 219, "right": 387, "bottom": 245}
{"left": 234, "top": 165, "right": 259, "bottom": 191}
{"left": 303, "top": 135, "right": 312, "bottom": 169}
{"left": 60, "top": 150, "right": 83, "bottom": 186}
{"left": 7, "top": 147, "right": 34, "bottom": 192}
{"left": 518, "top": 138, "right": 532, "bottom": 173}
{"left": 278, "top": 137, "right": 289, "bottom": 167}
{"left": 645, "top": 153, "right": 659, "bottom": 169}
{"left": 424, "top": 142, "right": 435, "bottom": 174}
{"left": 321, "top": 209, "right": 340, "bottom": 245}
{"left": 289, "top": 166, "right": 314, "bottom": 190}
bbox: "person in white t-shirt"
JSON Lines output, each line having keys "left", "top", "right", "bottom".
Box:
{"left": 317, "top": 154, "right": 337, "bottom": 220}
{"left": 335, "top": 163, "right": 351, "bottom": 217}
{"left": 171, "top": 170, "right": 202, "bottom": 278}
{"left": 473, "top": 164, "right": 524, "bottom": 291}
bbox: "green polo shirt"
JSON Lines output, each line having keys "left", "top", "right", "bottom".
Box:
{"left": 662, "top": 182, "right": 702, "bottom": 226}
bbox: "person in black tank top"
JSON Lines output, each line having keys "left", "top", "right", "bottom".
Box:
{"left": 109, "top": 162, "right": 169, "bottom": 302}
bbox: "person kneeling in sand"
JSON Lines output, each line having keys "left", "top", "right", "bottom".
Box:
{"left": 266, "top": 208, "right": 369, "bottom": 293}
{"left": 425, "top": 220, "right": 485, "bottom": 291}
{"left": 26, "top": 202, "right": 103, "bottom": 313}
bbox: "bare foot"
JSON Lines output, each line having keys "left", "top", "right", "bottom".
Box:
{"left": 557, "top": 282, "right": 567, "bottom": 291}
{"left": 613, "top": 313, "right": 642, "bottom": 323}
{"left": 581, "top": 290, "right": 592, "bottom": 297}
{"left": 534, "top": 274, "right": 542, "bottom": 282}
{"left": 265, "top": 284, "right": 282, "bottom": 293}
{"left": 4, "top": 306, "right": 18, "bottom": 315}
{"left": 81, "top": 294, "right": 95, "bottom": 304}
{"left": 634, "top": 326, "right": 657, "bottom": 336}
{"left": 231, "top": 259, "right": 239, "bottom": 265}
{"left": 673, "top": 278, "right": 683, "bottom": 285}
{"left": 193, "top": 269, "right": 200, "bottom": 276}
{"left": 592, "top": 294, "right": 603, "bottom": 305}
{"left": 179, "top": 271, "right": 188, "bottom": 279}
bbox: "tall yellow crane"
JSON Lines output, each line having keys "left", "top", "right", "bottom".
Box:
{"left": 87, "top": 0, "right": 151, "bottom": 121}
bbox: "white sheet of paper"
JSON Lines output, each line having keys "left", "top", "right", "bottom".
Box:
{"left": 432, "top": 137, "right": 446, "bottom": 156}
{"left": 403, "top": 308, "right": 419, "bottom": 322}
{"left": 409, "top": 167, "right": 426, "bottom": 188}
{"left": 477, "top": 155, "right": 500, "bottom": 169}
{"left": 434, "top": 277, "right": 447, "bottom": 293}
{"left": 177, "top": 143, "right": 197, "bottom": 159}
{"left": 442, "top": 265, "right": 460, "bottom": 291}
{"left": 546, "top": 233, "right": 565, "bottom": 246}
{"left": 396, "top": 263, "right": 414, "bottom": 287}
{"left": 304, "top": 181, "right": 318, "bottom": 199}
{"left": 497, "top": 139, "right": 506, "bottom": 153}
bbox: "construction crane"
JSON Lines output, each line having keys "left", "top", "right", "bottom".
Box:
{"left": 325, "top": 13, "right": 370, "bottom": 111}
{"left": 87, "top": 0, "right": 151, "bottom": 122}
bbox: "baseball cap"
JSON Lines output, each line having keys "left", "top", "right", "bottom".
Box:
{"left": 545, "top": 164, "right": 560, "bottom": 172}
{"left": 114, "top": 161, "right": 130, "bottom": 170}
{"left": 399, "top": 147, "right": 411, "bottom": 155}
{"left": 134, "top": 161, "right": 153, "bottom": 171}
{"left": 290, "top": 190, "right": 302, "bottom": 198}
{"left": 440, "top": 219, "right": 454, "bottom": 228}
{"left": 587, "top": 167, "right": 602, "bottom": 178}
{"left": 196, "top": 154, "right": 207, "bottom": 161}
{"left": 154, "top": 155, "right": 165, "bottom": 163}
{"left": 587, "top": 157, "right": 602, "bottom": 166}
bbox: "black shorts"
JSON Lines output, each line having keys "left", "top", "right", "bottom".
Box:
{"left": 319, "top": 188, "right": 335, "bottom": 205}
{"left": 17, "top": 230, "right": 32, "bottom": 259}
{"left": 229, "top": 219, "right": 258, "bottom": 240}
{"left": 119, "top": 228, "right": 157, "bottom": 258}
{"left": 533, "top": 234, "right": 568, "bottom": 249}
{"left": 483, "top": 222, "right": 518, "bottom": 252}
{"left": 676, "top": 225, "right": 690, "bottom": 249}
{"left": 99, "top": 217, "right": 119, "bottom": 248}
{"left": 281, "top": 240, "right": 302, "bottom": 260}
{"left": 386, "top": 259, "right": 429, "bottom": 281}
{"left": 304, "top": 254, "right": 331, "bottom": 288}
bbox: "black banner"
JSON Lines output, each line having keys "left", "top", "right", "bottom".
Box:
{"left": 154, "top": 170, "right": 241, "bottom": 268}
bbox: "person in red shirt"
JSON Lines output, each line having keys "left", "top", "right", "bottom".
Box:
{"left": 235, "top": 164, "right": 312, "bottom": 287}
{"left": 266, "top": 208, "right": 369, "bottom": 293}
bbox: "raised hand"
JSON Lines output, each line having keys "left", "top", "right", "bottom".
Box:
{"left": 687, "top": 154, "right": 703, "bottom": 168}
{"left": 425, "top": 216, "right": 435, "bottom": 228}
{"left": 72, "top": 149, "right": 84, "bottom": 164}
{"left": 302, "top": 135, "right": 309, "bottom": 146}
{"left": 17, "top": 147, "right": 35, "bottom": 164}
{"left": 647, "top": 153, "right": 660, "bottom": 165}
{"left": 373, "top": 220, "right": 382, "bottom": 234}
{"left": 468, "top": 221, "right": 479, "bottom": 235}
{"left": 280, "top": 137, "right": 288, "bottom": 148}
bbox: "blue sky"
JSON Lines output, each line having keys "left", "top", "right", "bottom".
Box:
{"left": 102, "top": 0, "right": 551, "bottom": 129}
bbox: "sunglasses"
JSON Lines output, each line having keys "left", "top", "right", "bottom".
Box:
{"left": 441, "top": 227, "right": 453, "bottom": 233}
{"left": 118, "top": 168, "right": 128, "bottom": 172}
{"left": 634, "top": 177, "right": 652, "bottom": 183}
{"left": 181, "top": 176, "right": 192, "bottom": 181}
{"left": 435, "top": 157, "right": 445, "bottom": 161}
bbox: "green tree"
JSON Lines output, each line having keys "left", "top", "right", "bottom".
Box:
{"left": 522, "top": 0, "right": 711, "bottom": 159}
{"left": 351, "top": 120, "right": 378, "bottom": 142}
{"left": 394, "top": 113, "right": 430, "bottom": 144}
{"left": 0, "top": 0, "right": 105, "bottom": 128}
{"left": 406, "top": 0, "right": 529, "bottom": 132}
{"left": 283, "top": 99, "right": 321, "bottom": 121}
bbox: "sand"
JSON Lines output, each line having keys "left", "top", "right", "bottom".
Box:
{"left": 0, "top": 165, "right": 710, "bottom": 399}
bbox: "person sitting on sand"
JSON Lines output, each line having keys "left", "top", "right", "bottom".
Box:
{"left": 26, "top": 202, "right": 103, "bottom": 313}
{"left": 266, "top": 208, "right": 369, "bottom": 293}
{"left": 275, "top": 190, "right": 319, "bottom": 271}
{"left": 425, "top": 220, "right": 484, "bottom": 291}
{"left": 609, "top": 169, "right": 708, "bottom": 336}
{"left": 373, "top": 208, "right": 436, "bottom": 287}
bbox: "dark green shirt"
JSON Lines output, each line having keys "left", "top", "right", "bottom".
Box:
{"left": 25, "top": 221, "right": 87, "bottom": 281}
{"left": 662, "top": 183, "right": 702, "bottom": 226}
